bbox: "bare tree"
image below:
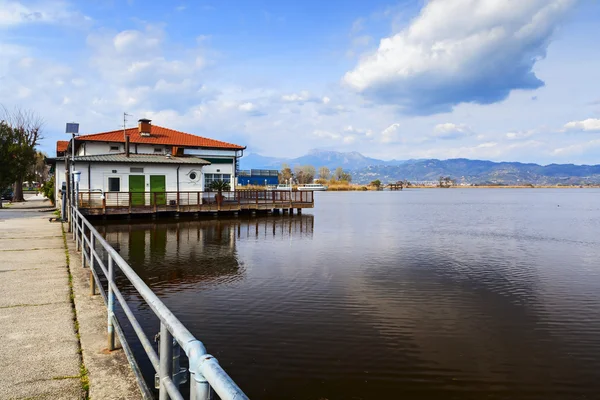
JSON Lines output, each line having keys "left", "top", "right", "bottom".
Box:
{"left": 279, "top": 163, "right": 293, "bottom": 183}
{"left": 333, "top": 167, "right": 344, "bottom": 181}
{"left": 1, "top": 106, "right": 44, "bottom": 202}
{"left": 318, "top": 166, "right": 331, "bottom": 180}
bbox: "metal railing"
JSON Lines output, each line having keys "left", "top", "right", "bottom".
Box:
{"left": 77, "top": 190, "right": 314, "bottom": 212}
{"left": 69, "top": 204, "right": 249, "bottom": 400}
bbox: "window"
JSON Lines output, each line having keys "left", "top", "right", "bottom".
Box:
{"left": 154, "top": 147, "right": 162, "bottom": 153}
{"left": 189, "top": 172, "right": 197, "bottom": 181}
{"left": 109, "top": 145, "right": 119, "bottom": 152}
{"left": 108, "top": 177, "right": 120, "bottom": 192}
{"left": 130, "top": 167, "right": 144, "bottom": 173}
{"left": 204, "top": 173, "right": 231, "bottom": 190}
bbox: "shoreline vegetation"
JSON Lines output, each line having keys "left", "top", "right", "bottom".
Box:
{"left": 237, "top": 183, "right": 600, "bottom": 191}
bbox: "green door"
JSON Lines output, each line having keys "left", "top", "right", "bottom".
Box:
{"left": 129, "top": 175, "right": 145, "bottom": 206}
{"left": 150, "top": 175, "right": 166, "bottom": 206}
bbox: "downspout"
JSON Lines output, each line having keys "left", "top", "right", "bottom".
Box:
{"left": 88, "top": 163, "right": 91, "bottom": 192}
{"left": 177, "top": 165, "right": 180, "bottom": 192}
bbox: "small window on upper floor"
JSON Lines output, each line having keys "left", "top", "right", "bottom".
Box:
{"left": 109, "top": 145, "right": 120, "bottom": 152}
{"left": 154, "top": 147, "right": 163, "bottom": 153}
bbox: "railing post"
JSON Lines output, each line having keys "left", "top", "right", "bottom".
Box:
{"left": 190, "top": 369, "right": 211, "bottom": 400}
{"left": 81, "top": 223, "right": 86, "bottom": 267}
{"left": 107, "top": 256, "right": 116, "bottom": 351}
{"left": 72, "top": 210, "right": 76, "bottom": 242}
{"left": 158, "top": 323, "right": 174, "bottom": 400}
{"left": 90, "top": 232, "right": 94, "bottom": 270}
{"left": 75, "top": 213, "right": 80, "bottom": 251}
{"left": 90, "top": 270, "right": 96, "bottom": 296}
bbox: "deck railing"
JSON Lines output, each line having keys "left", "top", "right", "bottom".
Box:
{"left": 70, "top": 204, "right": 249, "bottom": 400}
{"left": 77, "top": 190, "right": 314, "bottom": 212}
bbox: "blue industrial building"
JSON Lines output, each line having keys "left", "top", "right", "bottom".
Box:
{"left": 237, "top": 169, "right": 279, "bottom": 186}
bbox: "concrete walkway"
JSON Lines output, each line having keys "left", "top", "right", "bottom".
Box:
{"left": 0, "top": 204, "right": 83, "bottom": 399}
{"left": 0, "top": 198, "right": 142, "bottom": 399}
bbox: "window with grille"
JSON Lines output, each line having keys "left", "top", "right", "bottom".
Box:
{"left": 204, "top": 173, "right": 231, "bottom": 190}
{"left": 130, "top": 167, "right": 144, "bottom": 173}
{"left": 108, "top": 177, "right": 120, "bottom": 192}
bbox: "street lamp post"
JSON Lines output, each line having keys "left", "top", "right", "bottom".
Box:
{"left": 65, "top": 123, "right": 79, "bottom": 227}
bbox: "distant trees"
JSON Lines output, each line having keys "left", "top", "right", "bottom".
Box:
{"left": 370, "top": 179, "right": 382, "bottom": 189}
{"left": 0, "top": 121, "right": 18, "bottom": 207}
{"left": 333, "top": 167, "right": 344, "bottom": 181}
{"left": 438, "top": 176, "right": 454, "bottom": 188}
{"left": 318, "top": 166, "right": 330, "bottom": 180}
{"left": 279, "top": 163, "right": 293, "bottom": 183}
{"left": 293, "top": 165, "right": 316, "bottom": 184}
{"left": 1, "top": 107, "right": 43, "bottom": 202}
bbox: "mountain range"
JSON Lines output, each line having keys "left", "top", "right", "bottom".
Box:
{"left": 241, "top": 149, "right": 407, "bottom": 171}
{"left": 240, "top": 150, "right": 600, "bottom": 185}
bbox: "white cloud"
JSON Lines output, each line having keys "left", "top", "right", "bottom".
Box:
{"left": 238, "top": 102, "right": 255, "bottom": 112}
{"left": 343, "top": 0, "right": 575, "bottom": 114}
{"left": 381, "top": 123, "right": 401, "bottom": 143}
{"left": 281, "top": 90, "right": 319, "bottom": 103}
{"left": 0, "top": 1, "right": 90, "bottom": 28}
{"left": 552, "top": 139, "right": 600, "bottom": 156}
{"left": 313, "top": 129, "right": 341, "bottom": 140}
{"left": 563, "top": 118, "right": 600, "bottom": 132}
{"left": 432, "top": 123, "right": 473, "bottom": 139}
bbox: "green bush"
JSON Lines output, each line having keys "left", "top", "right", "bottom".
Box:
{"left": 40, "top": 176, "right": 55, "bottom": 205}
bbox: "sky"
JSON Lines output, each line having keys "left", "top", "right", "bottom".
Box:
{"left": 1, "top": 0, "right": 600, "bottom": 164}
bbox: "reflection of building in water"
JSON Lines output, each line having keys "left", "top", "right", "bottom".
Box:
{"left": 235, "top": 214, "right": 314, "bottom": 240}
{"left": 95, "top": 214, "right": 314, "bottom": 290}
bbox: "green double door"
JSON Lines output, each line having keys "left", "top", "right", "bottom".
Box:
{"left": 129, "top": 175, "right": 166, "bottom": 206}
{"left": 150, "top": 175, "right": 166, "bottom": 206}
{"left": 129, "top": 175, "right": 145, "bottom": 206}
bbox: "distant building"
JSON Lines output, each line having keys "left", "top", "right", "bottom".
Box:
{"left": 237, "top": 169, "right": 279, "bottom": 186}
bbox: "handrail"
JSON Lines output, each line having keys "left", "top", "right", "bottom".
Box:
{"left": 76, "top": 189, "right": 314, "bottom": 211}
{"left": 69, "top": 204, "right": 249, "bottom": 400}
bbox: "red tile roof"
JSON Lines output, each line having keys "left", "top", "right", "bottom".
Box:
{"left": 76, "top": 125, "right": 245, "bottom": 150}
{"left": 57, "top": 140, "right": 69, "bottom": 153}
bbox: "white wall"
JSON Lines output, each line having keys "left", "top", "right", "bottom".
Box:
{"left": 74, "top": 162, "right": 217, "bottom": 192}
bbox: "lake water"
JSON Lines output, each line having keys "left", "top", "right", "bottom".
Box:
{"left": 95, "top": 189, "right": 600, "bottom": 399}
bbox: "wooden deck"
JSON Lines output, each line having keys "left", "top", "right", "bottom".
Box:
{"left": 77, "top": 190, "right": 314, "bottom": 216}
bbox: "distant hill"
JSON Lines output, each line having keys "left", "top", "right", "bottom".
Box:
{"left": 240, "top": 150, "right": 600, "bottom": 185}
{"left": 352, "top": 158, "right": 600, "bottom": 185}
{"left": 240, "top": 149, "right": 406, "bottom": 170}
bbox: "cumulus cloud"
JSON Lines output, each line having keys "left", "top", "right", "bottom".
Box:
{"left": 281, "top": 90, "right": 320, "bottom": 104}
{"left": 552, "top": 139, "right": 600, "bottom": 156}
{"left": 0, "top": 0, "right": 90, "bottom": 28}
{"left": 432, "top": 123, "right": 473, "bottom": 139}
{"left": 343, "top": 0, "right": 575, "bottom": 114}
{"left": 563, "top": 118, "right": 600, "bottom": 132}
{"left": 381, "top": 123, "right": 401, "bottom": 143}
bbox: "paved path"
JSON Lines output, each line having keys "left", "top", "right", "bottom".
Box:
{"left": 0, "top": 197, "right": 142, "bottom": 399}
{"left": 0, "top": 203, "right": 83, "bottom": 399}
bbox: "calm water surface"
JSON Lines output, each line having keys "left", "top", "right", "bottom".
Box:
{"left": 95, "top": 189, "right": 600, "bottom": 399}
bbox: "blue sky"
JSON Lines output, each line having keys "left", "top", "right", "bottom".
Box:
{"left": 2, "top": 0, "right": 600, "bottom": 164}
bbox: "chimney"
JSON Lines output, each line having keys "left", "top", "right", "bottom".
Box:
{"left": 138, "top": 118, "right": 152, "bottom": 137}
{"left": 125, "top": 135, "right": 130, "bottom": 157}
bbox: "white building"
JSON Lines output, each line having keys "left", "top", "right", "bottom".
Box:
{"left": 53, "top": 119, "right": 245, "bottom": 208}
